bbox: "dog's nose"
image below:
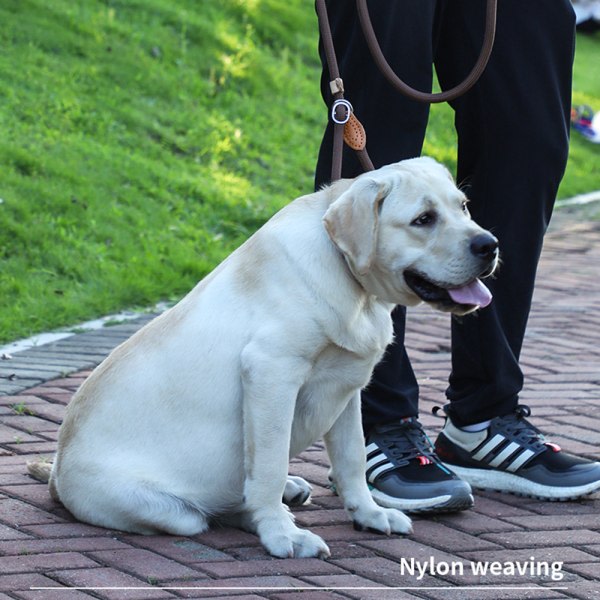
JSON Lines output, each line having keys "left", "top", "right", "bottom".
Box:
{"left": 470, "top": 233, "right": 499, "bottom": 259}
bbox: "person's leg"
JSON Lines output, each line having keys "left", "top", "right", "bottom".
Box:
{"left": 433, "top": 0, "right": 600, "bottom": 500}
{"left": 434, "top": 0, "right": 575, "bottom": 426}
{"left": 315, "top": 0, "right": 436, "bottom": 426}
{"left": 361, "top": 308, "right": 418, "bottom": 432}
{"left": 316, "top": 0, "right": 473, "bottom": 513}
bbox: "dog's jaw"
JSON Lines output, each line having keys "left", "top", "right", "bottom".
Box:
{"left": 403, "top": 269, "right": 494, "bottom": 315}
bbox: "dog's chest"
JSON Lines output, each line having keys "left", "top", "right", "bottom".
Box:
{"left": 325, "top": 296, "right": 394, "bottom": 358}
{"left": 303, "top": 301, "right": 393, "bottom": 409}
{"left": 288, "top": 343, "right": 381, "bottom": 454}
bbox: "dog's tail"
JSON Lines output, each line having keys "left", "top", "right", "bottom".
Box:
{"left": 27, "top": 458, "right": 53, "bottom": 483}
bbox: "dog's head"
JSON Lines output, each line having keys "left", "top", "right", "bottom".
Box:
{"left": 323, "top": 157, "right": 499, "bottom": 315}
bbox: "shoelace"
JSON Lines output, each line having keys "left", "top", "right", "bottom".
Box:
{"left": 498, "top": 405, "right": 561, "bottom": 452}
{"left": 374, "top": 418, "right": 439, "bottom": 466}
{"left": 433, "top": 403, "right": 561, "bottom": 454}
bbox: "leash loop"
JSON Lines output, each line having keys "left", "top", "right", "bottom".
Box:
{"left": 331, "top": 99, "right": 353, "bottom": 124}
{"left": 316, "top": 0, "right": 497, "bottom": 180}
{"left": 356, "top": 0, "right": 498, "bottom": 104}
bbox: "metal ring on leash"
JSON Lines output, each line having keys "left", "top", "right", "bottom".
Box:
{"left": 331, "top": 99, "right": 353, "bottom": 124}
{"left": 315, "top": 0, "right": 497, "bottom": 181}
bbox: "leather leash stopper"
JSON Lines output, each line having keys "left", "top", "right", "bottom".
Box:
{"left": 343, "top": 113, "right": 367, "bottom": 151}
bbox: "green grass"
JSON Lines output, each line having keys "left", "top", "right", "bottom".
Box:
{"left": 0, "top": 0, "right": 324, "bottom": 343}
{"left": 0, "top": 3, "right": 598, "bottom": 344}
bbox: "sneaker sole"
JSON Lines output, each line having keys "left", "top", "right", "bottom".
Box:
{"left": 445, "top": 464, "right": 600, "bottom": 501}
{"left": 370, "top": 487, "right": 474, "bottom": 514}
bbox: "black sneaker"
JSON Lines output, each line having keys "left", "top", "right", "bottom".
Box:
{"left": 364, "top": 418, "right": 474, "bottom": 514}
{"left": 435, "top": 405, "right": 600, "bottom": 501}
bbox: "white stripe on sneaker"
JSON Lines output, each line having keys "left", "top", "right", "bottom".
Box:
{"left": 506, "top": 448, "right": 535, "bottom": 472}
{"left": 366, "top": 454, "right": 387, "bottom": 471}
{"left": 368, "top": 462, "right": 395, "bottom": 483}
{"left": 488, "top": 441, "right": 521, "bottom": 468}
{"left": 366, "top": 442, "right": 380, "bottom": 455}
{"left": 472, "top": 434, "right": 505, "bottom": 461}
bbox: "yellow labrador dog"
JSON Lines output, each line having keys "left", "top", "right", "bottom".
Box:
{"left": 30, "top": 157, "right": 498, "bottom": 559}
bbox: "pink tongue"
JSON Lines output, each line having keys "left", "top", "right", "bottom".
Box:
{"left": 448, "top": 279, "right": 493, "bottom": 308}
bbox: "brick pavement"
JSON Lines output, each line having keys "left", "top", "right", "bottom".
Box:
{"left": 1, "top": 215, "right": 599, "bottom": 599}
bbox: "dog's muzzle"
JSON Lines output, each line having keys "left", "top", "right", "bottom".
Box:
{"left": 404, "top": 232, "right": 499, "bottom": 313}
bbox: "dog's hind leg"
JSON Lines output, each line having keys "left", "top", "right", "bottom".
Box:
{"left": 126, "top": 489, "right": 211, "bottom": 536}
{"left": 283, "top": 475, "right": 312, "bottom": 507}
{"left": 59, "top": 476, "right": 210, "bottom": 536}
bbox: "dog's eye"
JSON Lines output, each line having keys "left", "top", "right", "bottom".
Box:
{"left": 411, "top": 211, "right": 436, "bottom": 227}
{"left": 461, "top": 201, "right": 470, "bottom": 215}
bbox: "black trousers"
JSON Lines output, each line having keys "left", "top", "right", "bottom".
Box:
{"left": 315, "top": 0, "right": 576, "bottom": 431}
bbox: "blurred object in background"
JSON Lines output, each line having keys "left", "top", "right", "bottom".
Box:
{"left": 571, "top": 105, "right": 600, "bottom": 143}
{"left": 572, "top": 0, "right": 600, "bottom": 31}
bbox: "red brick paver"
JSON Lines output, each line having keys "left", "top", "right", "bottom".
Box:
{"left": 1, "top": 218, "right": 599, "bottom": 598}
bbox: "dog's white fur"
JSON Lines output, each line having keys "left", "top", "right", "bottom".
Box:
{"left": 39, "top": 157, "right": 497, "bottom": 558}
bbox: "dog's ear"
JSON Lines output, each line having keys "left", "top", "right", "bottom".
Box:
{"left": 323, "top": 177, "right": 390, "bottom": 276}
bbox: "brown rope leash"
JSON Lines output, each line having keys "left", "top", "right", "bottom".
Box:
{"left": 316, "top": 0, "right": 498, "bottom": 182}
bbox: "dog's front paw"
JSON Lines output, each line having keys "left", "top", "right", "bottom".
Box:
{"left": 352, "top": 505, "right": 412, "bottom": 535}
{"left": 260, "top": 525, "right": 331, "bottom": 559}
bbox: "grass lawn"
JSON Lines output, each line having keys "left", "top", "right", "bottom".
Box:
{"left": 1, "top": 2, "right": 599, "bottom": 344}
{"left": 0, "top": 0, "right": 324, "bottom": 343}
